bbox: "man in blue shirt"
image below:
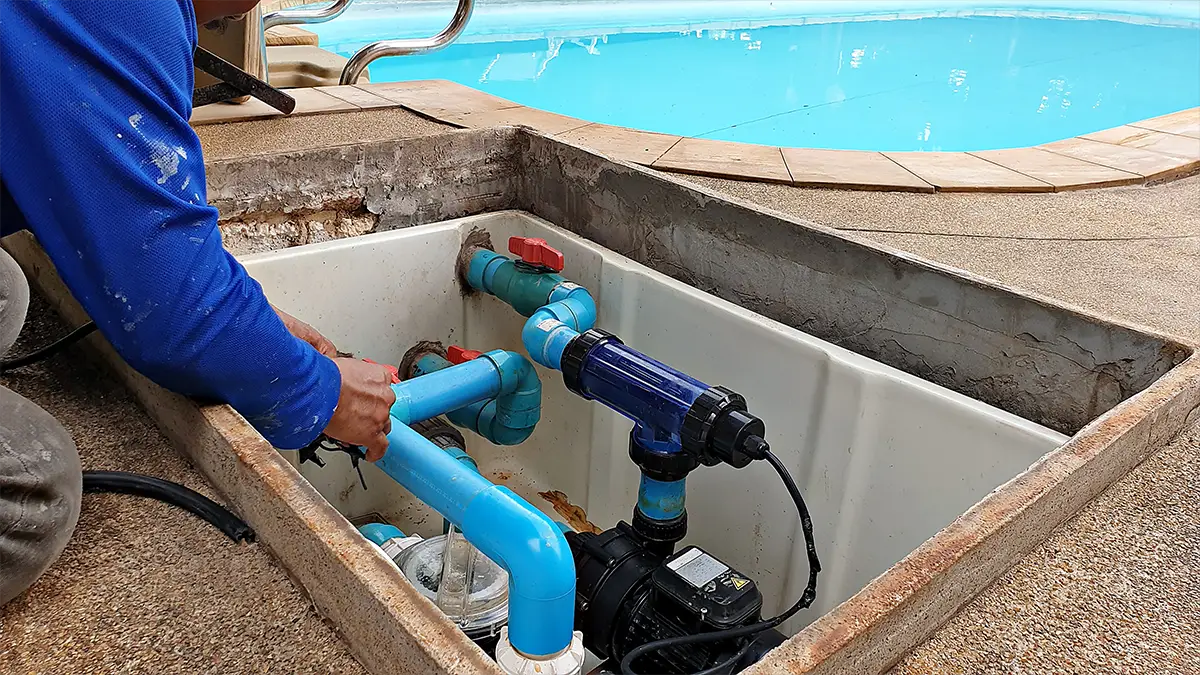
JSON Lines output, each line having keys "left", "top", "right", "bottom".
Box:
{"left": 1, "top": 0, "right": 396, "bottom": 605}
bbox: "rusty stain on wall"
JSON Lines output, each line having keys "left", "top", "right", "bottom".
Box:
{"left": 539, "top": 490, "right": 602, "bottom": 534}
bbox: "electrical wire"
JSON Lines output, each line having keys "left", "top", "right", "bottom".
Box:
{"left": 691, "top": 638, "right": 757, "bottom": 675}
{"left": 619, "top": 445, "right": 821, "bottom": 675}
{"left": 0, "top": 321, "right": 97, "bottom": 373}
{"left": 82, "top": 470, "right": 255, "bottom": 543}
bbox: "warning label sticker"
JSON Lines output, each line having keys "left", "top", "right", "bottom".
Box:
{"left": 667, "top": 548, "right": 730, "bottom": 589}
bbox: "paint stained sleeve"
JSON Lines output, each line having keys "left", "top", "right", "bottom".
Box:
{"left": 0, "top": 0, "right": 340, "bottom": 449}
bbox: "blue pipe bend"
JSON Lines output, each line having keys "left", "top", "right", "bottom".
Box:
{"left": 410, "top": 351, "right": 541, "bottom": 445}
{"left": 376, "top": 421, "right": 575, "bottom": 657}
{"left": 521, "top": 292, "right": 598, "bottom": 369}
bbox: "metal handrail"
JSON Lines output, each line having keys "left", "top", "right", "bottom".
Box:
{"left": 263, "top": 0, "right": 353, "bottom": 31}
{"left": 339, "top": 0, "right": 475, "bottom": 85}
{"left": 260, "top": 0, "right": 354, "bottom": 83}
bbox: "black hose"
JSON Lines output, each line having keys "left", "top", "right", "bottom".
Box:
{"left": 82, "top": 470, "right": 255, "bottom": 543}
{"left": 0, "top": 321, "right": 97, "bottom": 373}
{"left": 619, "top": 445, "right": 821, "bottom": 675}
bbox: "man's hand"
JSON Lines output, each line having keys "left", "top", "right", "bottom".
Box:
{"left": 324, "top": 358, "right": 396, "bottom": 462}
{"left": 274, "top": 306, "right": 337, "bottom": 357}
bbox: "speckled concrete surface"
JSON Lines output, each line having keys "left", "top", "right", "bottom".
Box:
{"left": 196, "top": 107, "right": 449, "bottom": 161}
{"left": 683, "top": 174, "right": 1200, "bottom": 675}
{"left": 890, "top": 421, "right": 1200, "bottom": 675}
{"left": 684, "top": 175, "right": 1200, "bottom": 339}
{"left": 0, "top": 296, "right": 365, "bottom": 675}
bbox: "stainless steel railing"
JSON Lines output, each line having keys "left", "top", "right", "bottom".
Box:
{"left": 260, "top": 0, "right": 355, "bottom": 83}
{"left": 338, "top": 0, "right": 474, "bottom": 85}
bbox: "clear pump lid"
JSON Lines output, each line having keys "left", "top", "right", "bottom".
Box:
{"left": 396, "top": 534, "right": 509, "bottom": 634}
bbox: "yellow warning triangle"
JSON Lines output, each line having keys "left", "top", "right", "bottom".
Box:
{"left": 731, "top": 576, "right": 748, "bottom": 590}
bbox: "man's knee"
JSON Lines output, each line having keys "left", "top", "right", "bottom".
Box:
{"left": 0, "top": 386, "right": 82, "bottom": 606}
{"left": 0, "top": 246, "right": 30, "bottom": 356}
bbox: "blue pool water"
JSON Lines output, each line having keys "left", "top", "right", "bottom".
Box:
{"left": 315, "top": 3, "right": 1200, "bottom": 151}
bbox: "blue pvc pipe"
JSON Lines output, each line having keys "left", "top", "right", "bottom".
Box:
{"left": 411, "top": 352, "right": 541, "bottom": 445}
{"left": 359, "top": 523, "right": 405, "bottom": 545}
{"left": 376, "top": 421, "right": 576, "bottom": 658}
{"left": 637, "top": 475, "right": 687, "bottom": 521}
{"left": 390, "top": 357, "right": 502, "bottom": 425}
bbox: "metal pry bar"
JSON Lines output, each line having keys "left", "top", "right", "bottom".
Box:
{"left": 192, "top": 46, "right": 296, "bottom": 114}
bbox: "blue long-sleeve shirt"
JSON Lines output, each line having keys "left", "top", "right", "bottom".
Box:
{"left": 0, "top": 0, "right": 341, "bottom": 449}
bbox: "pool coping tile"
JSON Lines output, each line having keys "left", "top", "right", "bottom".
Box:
{"left": 881, "top": 151, "right": 1054, "bottom": 192}
{"left": 968, "top": 147, "right": 1144, "bottom": 192}
{"left": 554, "top": 123, "right": 684, "bottom": 164}
{"left": 318, "top": 85, "right": 398, "bottom": 110}
{"left": 191, "top": 96, "right": 285, "bottom": 126}
{"left": 781, "top": 148, "right": 934, "bottom": 192}
{"left": 369, "top": 80, "right": 521, "bottom": 120}
{"left": 443, "top": 106, "right": 592, "bottom": 135}
{"left": 1038, "top": 137, "right": 1199, "bottom": 182}
{"left": 192, "top": 80, "right": 1199, "bottom": 193}
{"left": 653, "top": 138, "right": 793, "bottom": 184}
{"left": 287, "top": 87, "right": 360, "bottom": 116}
{"left": 1082, "top": 124, "right": 1200, "bottom": 160}
{"left": 1129, "top": 107, "right": 1200, "bottom": 140}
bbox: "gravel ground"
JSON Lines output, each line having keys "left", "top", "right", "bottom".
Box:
{"left": 891, "top": 421, "right": 1200, "bottom": 675}
{"left": 0, "top": 296, "right": 365, "bottom": 675}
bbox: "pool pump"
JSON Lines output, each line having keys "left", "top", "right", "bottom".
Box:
{"left": 309, "top": 232, "right": 818, "bottom": 675}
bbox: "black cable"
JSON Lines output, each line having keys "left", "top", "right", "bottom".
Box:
{"left": 82, "top": 470, "right": 255, "bottom": 543}
{"left": 619, "top": 444, "right": 821, "bottom": 675}
{"left": 691, "top": 638, "right": 756, "bottom": 675}
{"left": 0, "top": 321, "right": 97, "bottom": 373}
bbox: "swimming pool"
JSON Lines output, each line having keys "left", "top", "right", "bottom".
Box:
{"left": 312, "top": 1, "right": 1200, "bottom": 152}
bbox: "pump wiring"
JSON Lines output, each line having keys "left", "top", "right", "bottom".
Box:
{"left": 618, "top": 444, "right": 821, "bottom": 675}
{"left": 0, "top": 321, "right": 97, "bottom": 373}
{"left": 83, "top": 470, "right": 255, "bottom": 543}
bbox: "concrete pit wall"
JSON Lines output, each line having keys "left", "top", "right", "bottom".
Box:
{"left": 18, "top": 127, "right": 1194, "bottom": 675}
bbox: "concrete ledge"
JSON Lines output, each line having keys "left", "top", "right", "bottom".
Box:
{"left": 190, "top": 81, "right": 1200, "bottom": 193}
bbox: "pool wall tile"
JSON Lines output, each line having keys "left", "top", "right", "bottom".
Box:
{"left": 781, "top": 148, "right": 934, "bottom": 192}
{"left": 968, "top": 148, "right": 1144, "bottom": 192}
{"left": 653, "top": 138, "right": 793, "bottom": 184}
{"left": 881, "top": 152, "right": 1054, "bottom": 192}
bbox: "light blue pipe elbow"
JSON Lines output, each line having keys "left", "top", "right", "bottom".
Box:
{"left": 377, "top": 421, "right": 575, "bottom": 657}
{"left": 359, "top": 523, "right": 405, "bottom": 545}
{"left": 412, "top": 352, "right": 541, "bottom": 445}
{"left": 523, "top": 295, "right": 601, "bottom": 369}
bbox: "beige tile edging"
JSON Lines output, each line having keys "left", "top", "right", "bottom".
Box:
{"left": 191, "top": 81, "right": 1200, "bottom": 193}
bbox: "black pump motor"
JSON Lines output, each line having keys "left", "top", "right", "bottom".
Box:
{"left": 567, "top": 522, "right": 785, "bottom": 674}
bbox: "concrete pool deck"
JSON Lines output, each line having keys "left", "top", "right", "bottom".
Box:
{"left": 2, "top": 104, "right": 1197, "bottom": 675}
{"left": 190, "top": 80, "right": 1200, "bottom": 193}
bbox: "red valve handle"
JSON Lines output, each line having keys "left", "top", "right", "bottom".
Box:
{"left": 508, "top": 236, "right": 565, "bottom": 272}
{"left": 447, "top": 345, "right": 484, "bottom": 365}
{"left": 362, "top": 358, "right": 401, "bottom": 384}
